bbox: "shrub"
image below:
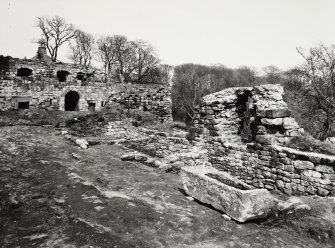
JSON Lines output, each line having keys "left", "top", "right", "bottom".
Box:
{"left": 286, "top": 133, "right": 335, "bottom": 156}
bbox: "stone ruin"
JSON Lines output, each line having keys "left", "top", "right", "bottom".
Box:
{"left": 187, "top": 84, "right": 335, "bottom": 197}
{"left": 0, "top": 44, "right": 172, "bottom": 121}
{"left": 191, "top": 84, "right": 303, "bottom": 143}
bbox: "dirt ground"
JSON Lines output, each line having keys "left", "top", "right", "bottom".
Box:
{"left": 0, "top": 126, "right": 335, "bottom": 248}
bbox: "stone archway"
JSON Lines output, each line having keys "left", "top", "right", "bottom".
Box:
{"left": 65, "top": 91, "right": 80, "bottom": 111}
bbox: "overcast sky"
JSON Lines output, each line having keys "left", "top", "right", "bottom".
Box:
{"left": 1, "top": 0, "right": 334, "bottom": 70}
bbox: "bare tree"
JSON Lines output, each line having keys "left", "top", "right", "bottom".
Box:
{"left": 262, "top": 65, "right": 283, "bottom": 84}
{"left": 36, "top": 16, "right": 76, "bottom": 62}
{"left": 69, "top": 29, "right": 94, "bottom": 67}
{"left": 96, "top": 35, "right": 161, "bottom": 84}
{"left": 131, "top": 40, "right": 160, "bottom": 83}
{"left": 96, "top": 35, "right": 132, "bottom": 81}
{"left": 298, "top": 44, "right": 335, "bottom": 139}
{"left": 96, "top": 36, "right": 117, "bottom": 74}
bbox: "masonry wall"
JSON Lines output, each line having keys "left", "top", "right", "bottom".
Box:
{"left": 209, "top": 140, "right": 335, "bottom": 196}
{"left": 109, "top": 84, "right": 172, "bottom": 122}
{"left": 0, "top": 55, "right": 172, "bottom": 120}
{"left": 191, "top": 84, "right": 335, "bottom": 197}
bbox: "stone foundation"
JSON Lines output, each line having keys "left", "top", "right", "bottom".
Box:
{"left": 209, "top": 141, "right": 335, "bottom": 196}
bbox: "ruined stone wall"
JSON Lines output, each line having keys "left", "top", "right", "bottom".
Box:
{"left": 0, "top": 55, "right": 109, "bottom": 111}
{"left": 192, "top": 84, "right": 303, "bottom": 144}
{"left": 0, "top": 55, "right": 172, "bottom": 120}
{"left": 209, "top": 141, "right": 335, "bottom": 196}
{"left": 123, "top": 132, "right": 190, "bottom": 158}
{"left": 109, "top": 84, "right": 172, "bottom": 121}
{"left": 191, "top": 84, "right": 335, "bottom": 197}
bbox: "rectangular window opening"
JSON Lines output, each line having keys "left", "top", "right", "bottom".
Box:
{"left": 18, "top": 102, "right": 29, "bottom": 110}
{"left": 88, "top": 102, "right": 96, "bottom": 112}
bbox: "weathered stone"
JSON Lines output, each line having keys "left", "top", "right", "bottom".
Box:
{"left": 317, "top": 187, "right": 329, "bottom": 196}
{"left": 279, "top": 157, "right": 291, "bottom": 165}
{"left": 306, "top": 185, "right": 317, "bottom": 195}
{"left": 134, "top": 153, "right": 148, "bottom": 161}
{"left": 277, "top": 196, "right": 310, "bottom": 213}
{"left": 302, "top": 170, "right": 321, "bottom": 179}
{"left": 297, "top": 185, "right": 305, "bottom": 192}
{"left": 315, "top": 165, "right": 334, "bottom": 174}
{"left": 276, "top": 180, "right": 284, "bottom": 189}
{"left": 180, "top": 166, "right": 278, "bottom": 222}
{"left": 283, "top": 117, "right": 300, "bottom": 129}
{"left": 266, "top": 109, "right": 291, "bottom": 118}
{"left": 255, "top": 135, "right": 274, "bottom": 145}
{"left": 293, "top": 160, "right": 314, "bottom": 170}
{"left": 261, "top": 118, "right": 283, "bottom": 126}
{"left": 75, "top": 138, "right": 89, "bottom": 149}
{"left": 121, "top": 153, "right": 135, "bottom": 161}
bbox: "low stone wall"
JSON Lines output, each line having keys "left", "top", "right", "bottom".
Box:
{"left": 209, "top": 138, "right": 335, "bottom": 196}
{"left": 120, "top": 127, "right": 208, "bottom": 170}
{"left": 105, "top": 119, "right": 138, "bottom": 137}
{"left": 122, "top": 133, "right": 190, "bottom": 158}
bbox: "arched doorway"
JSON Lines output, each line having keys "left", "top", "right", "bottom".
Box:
{"left": 65, "top": 91, "right": 80, "bottom": 111}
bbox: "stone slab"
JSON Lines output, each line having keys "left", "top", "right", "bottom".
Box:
{"left": 180, "top": 165, "right": 278, "bottom": 222}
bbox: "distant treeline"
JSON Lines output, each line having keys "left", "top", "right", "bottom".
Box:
{"left": 172, "top": 44, "right": 335, "bottom": 141}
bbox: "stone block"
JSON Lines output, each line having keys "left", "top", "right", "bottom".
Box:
{"left": 261, "top": 118, "right": 283, "bottom": 126}
{"left": 255, "top": 135, "right": 274, "bottom": 145}
{"left": 293, "top": 160, "right": 314, "bottom": 170}
{"left": 302, "top": 170, "right": 321, "bottom": 179}
{"left": 276, "top": 180, "right": 284, "bottom": 189}
{"left": 266, "top": 109, "right": 291, "bottom": 118}
{"left": 180, "top": 166, "right": 278, "bottom": 222}
{"left": 297, "top": 185, "right": 305, "bottom": 192}
{"left": 315, "top": 165, "right": 334, "bottom": 174}
{"left": 306, "top": 185, "right": 317, "bottom": 195}
{"left": 317, "top": 187, "right": 329, "bottom": 196}
{"left": 283, "top": 117, "right": 300, "bottom": 129}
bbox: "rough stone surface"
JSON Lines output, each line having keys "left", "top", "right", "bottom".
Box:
{"left": 188, "top": 84, "right": 335, "bottom": 197}
{"left": 180, "top": 166, "right": 278, "bottom": 222}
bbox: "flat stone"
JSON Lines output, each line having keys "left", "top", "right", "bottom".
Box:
{"left": 315, "top": 165, "right": 334, "bottom": 174}
{"left": 293, "top": 160, "right": 314, "bottom": 170}
{"left": 121, "top": 153, "right": 135, "bottom": 161}
{"left": 302, "top": 170, "right": 321, "bottom": 179}
{"left": 180, "top": 166, "right": 278, "bottom": 222}
{"left": 261, "top": 118, "right": 283, "bottom": 125}
{"left": 266, "top": 109, "right": 291, "bottom": 118}
{"left": 283, "top": 117, "right": 300, "bottom": 129}
{"left": 134, "top": 153, "right": 148, "bottom": 161}
{"left": 277, "top": 196, "right": 309, "bottom": 213}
